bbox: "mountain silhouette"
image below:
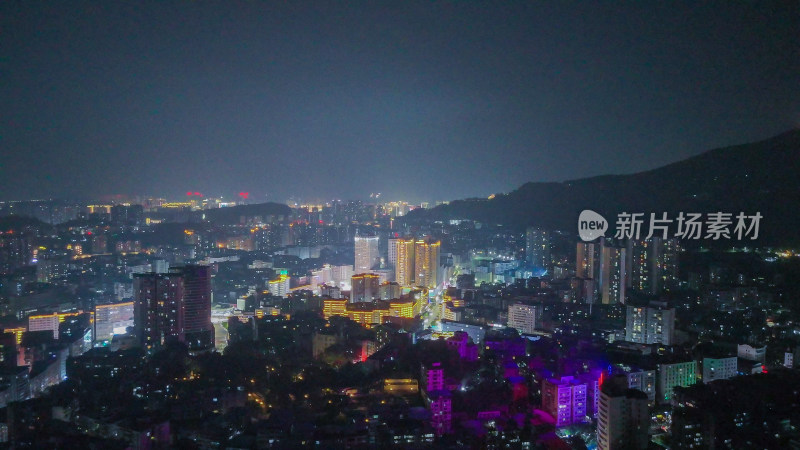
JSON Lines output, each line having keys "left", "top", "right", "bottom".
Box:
{"left": 406, "top": 129, "right": 800, "bottom": 245}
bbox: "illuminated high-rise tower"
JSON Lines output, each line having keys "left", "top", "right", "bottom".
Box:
{"left": 181, "top": 265, "right": 214, "bottom": 349}
{"left": 525, "top": 227, "right": 551, "bottom": 270}
{"left": 350, "top": 273, "right": 380, "bottom": 303}
{"left": 577, "top": 241, "right": 600, "bottom": 279}
{"left": 600, "top": 245, "right": 627, "bottom": 304}
{"left": 414, "top": 238, "right": 441, "bottom": 289}
{"left": 134, "top": 265, "right": 213, "bottom": 350}
{"left": 354, "top": 235, "right": 380, "bottom": 273}
{"left": 134, "top": 272, "right": 185, "bottom": 349}
{"left": 395, "top": 238, "right": 416, "bottom": 287}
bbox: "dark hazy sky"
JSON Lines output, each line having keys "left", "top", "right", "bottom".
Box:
{"left": 1, "top": 2, "right": 798, "bottom": 203}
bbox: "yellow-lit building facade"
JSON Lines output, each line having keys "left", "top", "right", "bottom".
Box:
{"left": 414, "top": 239, "right": 440, "bottom": 289}
{"left": 395, "top": 239, "right": 416, "bottom": 287}
{"left": 394, "top": 237, "right": 441, "bottom": 289}
{"left": 323, "top": 298, "right": 348, "bottom": 320}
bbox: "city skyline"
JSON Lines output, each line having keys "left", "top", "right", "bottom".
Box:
{"left": 0, "top": 3, "right": 798, "bottom": 447}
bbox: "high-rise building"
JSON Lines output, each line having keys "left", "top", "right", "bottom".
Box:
{"left": 657, "top": 361, "right": 697, "bottom": 404}
{"left": 653, "top": 238, "right": 681, "bottom": 292}
{"left": 395, "top": 239, "right": 416, "bottom": 287}
{"left": 525, "top": 228, "right": 551, "bottom": 270}
{"left": 542, "top": 376, "right": 589, "bottom": 427}
{"left": 350, "top": 273, "right": 380, "bottom": 303}
{"left": 600, "top": 245, "right": 627, "bottom": 304}
{"left": 354, "top": 235, "right": 380, "bottom": 273}
{"left": 576, "top": 241, "right": 599, "bottom": 280}
{"left": 625, "top": 302, "right": 675, "bottom": 345}
{"left": 627, "top": 239, "right": 653, "bottom": 294}
{"left": 597, "top": 375, "right": 649, "bottom": 450}
{"left": 421, "top": 363, "right": 451, "bottom": 435}
{"left": 627, "top": 238, "right": 682, "bottom": 295}
{"left": 133, "top": 265, "right": 213, "bottom": 350}
{"left": 181, "top": 265, "right": 214, "bottom": 349}
{"left": 94, "top": 301, "right": 134, "bottom": 342}
{"left": 134, "top": 272, "right": 185, "bottom": 349}
{"left": 379, "top": 281, "right": 402, "bottom": 300}
{"left": 625, "top": 369, "right": 656, "bottom": 403}
{"left": 268, "top": 273, "right": 290, "bottom": 297}
{"left": 388, "top": 238, "right": 400, "bottom": 269}
{"left": 414, "top": 238, "right": 440, "bottom": 289}
{"left": 507, "top": 303, "right": 539, "bottom": 335}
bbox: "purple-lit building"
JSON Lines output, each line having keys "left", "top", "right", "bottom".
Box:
{"left": 542, "top": 376, "right": 589, "bottom": 427}
{"left": 446, "top": 331, "right": 479, "bottom": 361}
{"left": 421, "top": 362, "right": 452, "bottom": 435}
{"left": 428, "top": 392, "right": 452, "bottom": 435}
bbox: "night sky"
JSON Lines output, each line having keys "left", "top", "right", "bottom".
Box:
{"left": 1, "top": 2, "right": 797, "bottom": 203}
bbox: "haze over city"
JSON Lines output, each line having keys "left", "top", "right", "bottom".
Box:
{"left": 1, "top": 1, "right": 798, "bottom": 202}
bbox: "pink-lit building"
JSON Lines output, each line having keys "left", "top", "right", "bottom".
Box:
{"left": 446, "top": 331, "right": 479, "bottom": 361}
{"left": 421, "top": 362, "right": 452, "bottom": 435}
{"left": 422, "top": 362, "right": 444, "bottom": 392}
{"left": 429, "top": 392, "right": 452, "bottom": 435}
{"left": 542, "top": 376, "right": 589, "bottom": 427}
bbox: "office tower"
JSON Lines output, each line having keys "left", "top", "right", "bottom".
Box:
{"left": 354, "top": 235, "right": 380, "bottom": 273}
{"left": 600, "top": 245, "right": 627, "bottom": 304}
{"left": 625, "top": 302, "right": 675, "bottom": 345}
{"left": 507, "top": 303, "right": 538, "bottom": 335}
{"left": 395, "top": 239, "right": 416, "bottom": 287}
{"left": 181, "top": 265, "right": 214, "bottom": 349}
{"left": 657, "top": 361, "right": 697, "bottom": 404}
{"left": 542, "top": 376, "right": 589, "bottom": 427}
{"left": 597, "top": 375, "right": 649, "bottom": 450}
{"left": 525, "top": 227, "right": 551, "bottom": 270}
{"left": 702, "top": 357, "right": 738, "bottom": 383}
{"left": 134, "top": 265, "right": 213, "bottom": 350}
{"left": 350, "top": 273, "right": 380, "bottom": 303}
{"left": 414, "top": 238, "right": 440, "bottom": 289}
